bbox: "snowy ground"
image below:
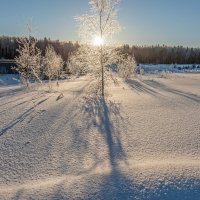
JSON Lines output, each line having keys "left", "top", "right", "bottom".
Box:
{"left": 0, "top": 73, "right": 200, "bottom": 199}
{"left": 140, "top": 64, "right": 200, "bottom": 73}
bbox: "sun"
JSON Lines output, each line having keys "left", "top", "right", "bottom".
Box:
{"left": 93, "top": 36, "right": 104, "bottom": 46}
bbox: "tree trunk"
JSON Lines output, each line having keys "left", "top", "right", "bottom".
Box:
{"left": 100, "top": 10, "right": 104, "bottom": 97}
{"left": 100, "top": 45, "right": 104, "bottom": 97}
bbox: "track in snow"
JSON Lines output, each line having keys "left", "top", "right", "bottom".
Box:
{"left": 0, "top": 74, "right": 200, "bottom": 199}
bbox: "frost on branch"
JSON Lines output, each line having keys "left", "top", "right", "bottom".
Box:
{"left": 43, "top": 45, "right": 64, "bottom": 90}
{"left": 118, "top": 54, "right": 137, "bottom": 80}
{"left": 15, "top": 23, "right": 65, "bottom": 92}
{"left": 69, "top": 43, "right": 137, "bottom": 94}
{"left": 75, "top": 0, "right": 121, "bottom": 45}
{"left": 15, "top": 36, "right": 42, "bottom": 88}
{"left": 68, "top": 45, "right": 94, "bottom": 76}
{"left": 71, "top": 0, "right": 136, "bottom": 96}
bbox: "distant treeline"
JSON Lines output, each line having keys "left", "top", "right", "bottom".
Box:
{"left": 1, "top": 36, "right": 200, "bottom": 64}
{"left": 123, "top": 44, "right": 200, "bottom": 64}
{"left": 0, "top": 36, "right": 79, "bottom": 62}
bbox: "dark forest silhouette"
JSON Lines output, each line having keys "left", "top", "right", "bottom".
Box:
{"left": 1, "top": 36, "right": 200, "bottom": 64}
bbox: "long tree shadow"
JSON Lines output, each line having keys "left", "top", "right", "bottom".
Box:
{"left": 0, "top": 99, "right": 29, "bottom": 115}
{"left": 0, "top": 97, "right": 48, "bottom": 136}
{"left": 80, "top": 94, "right": 200, "bottom": 199}
{"left": 80, "top": 95, "right": 135, "bottom": 199}
{"left": 0, "top": 86, "right": 25, "bottom": 98}
{"left": 143, "top": 79, "right": 200, "bottom": 103}
{"left": 13, "top": 189, "right": 25, "bottom": 200}
{"left": 4, "top": 93, "right": 200, "bottom": 200}
{"left": 0, "top": 95, "right": 26, "bottom": 107}
{"left": 54, "top": 94, "right": 128, "bottom": 175}
{"left": 83, "top": 95, "right": 127, "bottom": 167}
{"left": 126, "top": 79, "right": 161, "bottom": 96}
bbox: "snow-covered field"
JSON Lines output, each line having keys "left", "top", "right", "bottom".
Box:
{"left": 140, "top": 64, "right": 200, "bottom": 73}
{"left": 0, "top": 73, "right": 200, "bottom": 199}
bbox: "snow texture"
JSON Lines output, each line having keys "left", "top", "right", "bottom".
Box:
{"left": 140, "top": 64, "right": 200, "bottom": 73}
{"left": 0, "top": 73, "right": 200, "bottom": 199}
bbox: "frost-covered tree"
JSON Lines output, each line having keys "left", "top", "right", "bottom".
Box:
{"left": 118, "top": 54, "right": 137, "bottom": 80}
{"left": 43, "top": 45, "right": 63, "bottom": 90}
{"left": 15, "top": 24, "right": 42, "bottom": 88}
{"left": 73, "top": 0, "right": 121, "bottom": 96}
{"left": 68, "top": 45, "right": 93, "bottom": 76}
{"left": 76, "top": 0, "right": 121, "bottom": 44}
{"left": 71, "top": 0, "right": 136, "bottom": 96}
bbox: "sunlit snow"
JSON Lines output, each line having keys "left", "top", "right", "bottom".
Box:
{"left": 0, "top": 73, "right": 199, "bottom": 199}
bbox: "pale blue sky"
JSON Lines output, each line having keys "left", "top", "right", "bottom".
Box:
{"left": 0, "top": 0, "right": 200, "bottom": 47}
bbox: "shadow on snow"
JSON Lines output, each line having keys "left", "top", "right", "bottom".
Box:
{"left": 126, "top": 78, "right": 200, "bottom": 104}
{"left": 2, "top": 82, "right": 200, "bottom": 200}
{"left": 0, "top": 96, "right": 48, "bottom": 136}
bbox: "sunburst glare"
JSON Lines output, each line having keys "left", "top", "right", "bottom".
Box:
{"left": 93, "top": 36, "right": 104, "bottom": 46}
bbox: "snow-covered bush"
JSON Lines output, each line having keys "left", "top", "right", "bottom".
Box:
{"left": 42, "top": 45, "right": 63, "bottom": 90}
{"left": 15, "top": 36, "right": 42, "bottom": 88}
{"left": 139, "top": 67, "right": 145, "bottom": 75}
{"left": 118, "top": 55, "right": 137, "bottom": 80}
{"left": 68, "top": 45, "right": 93, "bottom": 76}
